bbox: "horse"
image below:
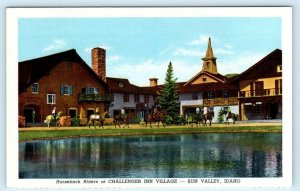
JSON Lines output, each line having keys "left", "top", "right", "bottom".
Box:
{"left": 113, "top": 112, "right": 134, "bottom": 128}
{"left": 45, "top": 111, "right": 63, "bottom": 128}
{"left": 187, "top": 112, "right": 203, "bottom": 127}
{"left": 202, "top": 111, "right": 214, "bottom": 126}
{"left": 88, "top": 111, "right": 108, "bottom": 129}
{"left": 224, "top": 111, "right": 238, "bottom": 125}
{"left": 145, "top": 110, "right": 166, "bottom": 128}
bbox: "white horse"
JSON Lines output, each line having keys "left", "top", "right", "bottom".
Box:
{"left": 44, "top": 111, "right": 63, "bottom": 128}
{"left": 88, "top": 111, "right": 108, "bottom": 128}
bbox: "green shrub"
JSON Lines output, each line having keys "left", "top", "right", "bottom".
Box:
{"left": 71, "top": 116, "right": 80, "bottom": 127}
{"left": 134, "top": 116, "right": 142, "bottom": 124}
{"left": 218, "top": 109, "right": 224, "bottom": 124}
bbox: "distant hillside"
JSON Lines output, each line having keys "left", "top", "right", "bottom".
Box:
{"left": 225, "top": 73, "right": 239, "bottom": 78}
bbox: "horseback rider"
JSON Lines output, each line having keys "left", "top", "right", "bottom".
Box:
{"left": 52, "top": 107, "right": 57, "bottom": 121}
{"left": 153, "top": 106, "right": 160, "bottom": 118}
{"left": 227, "top": 106, "right": 232, "bottom": 117}
{"left": 203, "top": 106, "right": 208, "bottom": 116}
{"left": 95, "top": 106, "right": 100, "bottom": 114}
{"left": 196, "top": 107, "right": 200, "bottom": 114}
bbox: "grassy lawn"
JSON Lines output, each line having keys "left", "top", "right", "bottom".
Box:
{"left": 19, "top": 125, "right": 282, "bottom": 142}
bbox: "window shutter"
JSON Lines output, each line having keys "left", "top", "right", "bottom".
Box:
{"left": 96, "top": 88, "right": 99, "bottom": 94}
{"left": 60, "top": 85, "right": 64, "bottom": 95}
{"left": 86, "top": 86, "right": 89, "bottom": 94}
{"left": 70, "top": 85, "right": 73, "bottom": 95}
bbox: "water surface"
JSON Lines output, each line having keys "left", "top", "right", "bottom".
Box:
{"left": 19, "top": 133, "right": 282, "bottom": 178}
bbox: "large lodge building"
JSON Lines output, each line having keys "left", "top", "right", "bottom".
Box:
{"left": 18, "top": 38, "right": 282, "bottom": 124}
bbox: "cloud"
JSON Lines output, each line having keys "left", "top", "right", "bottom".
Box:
{"left": 173, "top": 48, "right": 204, "bottom": 57}
{"left": 43, "top": 39, "right": 66, "bottom": 52}
{"left": 107, "top": 55, "right": 122, "bottom": 62}
{"left": 106, "top": 51, "right": 268, "bottom": 87}
{"left": 218, "top": 52, "right": 267, "bottom": 75}
{"left": 107, "top": 59, "right": 201, "bottom": 86}
{"left": 189, "top": 35, "right": 211, "bottom": 46}
{"left": 214, "top": 48, "right": 234, "bottom": 55}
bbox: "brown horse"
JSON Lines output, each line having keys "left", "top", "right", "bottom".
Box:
{"left": 113, "top": 112, "right": 134, "bottom": 128}
{"left": 145, "top": 110, "right": 166, "bottom": 128}
{"left": 225, "top": 112, "right": 238, "bottom": 125}
{"left": 88, "top": 111, "right": 108, "bottom": 129}
{"left": 202, "top": 111, "right": 214, "bottom": 126}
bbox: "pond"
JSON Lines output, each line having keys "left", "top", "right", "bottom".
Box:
{"left": 19, "top": 133, "right": 282, "bottom": 178}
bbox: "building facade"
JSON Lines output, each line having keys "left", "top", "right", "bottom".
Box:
{"left": 18, "top": 40, "right": 282, "bottom": 125}
{"left": 232, "top": 49, "right": 282, "bottom": 120}
{"left": 177, "top": 38, "right": 239, "bottom": 122}
{"left": 19, "top": 49, "right": 112, "bottom": 124}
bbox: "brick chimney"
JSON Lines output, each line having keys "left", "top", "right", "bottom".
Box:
{"left": 92, "top": 47, "right": 106, "bottom": 82}
{"left": 149, "top": 78, "right": 158, "bottom": 87}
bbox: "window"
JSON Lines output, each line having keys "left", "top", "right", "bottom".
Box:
{"left": 47, "top": 94, "right": 56, "bottom": 104}
{"left": 207, "top": 91, "right": 214, "bottom": 99}
{"left": 191, "top": 93, "right": 198, "bottom": 100}
{"left": 60, "top": 85, "right": 73, "bottom": 95}
{"left": 202, "top": 78, "right": 207, "bottom": 82}
{"left": 31, "top": 83, "right": 39, "bottom": 93}
{"left": 86, "top": 87, "right": 99, "bottom": 94}
{"left": 145, "top": 95, "right": 150, "bottom": 103}
{"left": 123, "top": 93, "right": 129, "bottom": 102}
{"left": 134, "top": 94, "right": 140, "bottom": 103}
{"left": 277, "top": 65, "right": 282, "bottom": 72}
{"left": 222, "top": 90, "right": 229, "bottom": 98}
{"left": 206, "top": 62, "right": 210, "bottom": 69}
{"left": 119, "top": 83, "right": 124, "bottom": 88}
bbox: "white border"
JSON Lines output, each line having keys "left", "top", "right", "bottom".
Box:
{"left": 6, "top": 7, "right": 292, "bottom": 189}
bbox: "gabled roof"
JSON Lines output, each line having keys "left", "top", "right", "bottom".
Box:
{"left": 184, "top": 70, "right": 227, "bottom": 86}
{"left": 231, "top": 49, "right": 282, "bottom": 82}
{"left": 19, "top": 49, "right": 109, "bottom": 93}
{"left": 106, "top": 77, "right": 158, "bottom": 94}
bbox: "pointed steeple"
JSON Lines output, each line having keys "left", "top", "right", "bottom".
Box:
{"left": 202, "top": 37, "right": 218, "bottom": 74}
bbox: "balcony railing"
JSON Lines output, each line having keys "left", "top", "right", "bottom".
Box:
{"left": 239, "top": 88, "right": 282, "bottom": 98}
{"left": 78, "top": 93, "right": 113, "bottom": 102}
{"left": 203, "top": 97, "right": 238, "bottom": 106}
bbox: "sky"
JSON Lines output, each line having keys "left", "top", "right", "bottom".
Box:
{"left": 18, "top": 17, "right": 281, "bottom": 86}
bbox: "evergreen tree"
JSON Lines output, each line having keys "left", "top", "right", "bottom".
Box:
{"left": 158, "top": 62, "right": 180, "bottom": 123}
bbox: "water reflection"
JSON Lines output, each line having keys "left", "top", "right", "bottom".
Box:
{"left": 19, "top": 133, "right": 282, "bottom": 178}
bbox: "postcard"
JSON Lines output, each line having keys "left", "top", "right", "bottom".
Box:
{"left": 6, "top": 7, "right": 292, "bottom": 189}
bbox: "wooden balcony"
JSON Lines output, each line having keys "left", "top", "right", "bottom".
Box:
{"left": 78, "top": 93, "right": 113, "bottom": 102}
{"left": 203, "top": 97, "right": 238, "bottom": 106}
{"left": 239, "top": 88, "right": 282, "bottom": 98}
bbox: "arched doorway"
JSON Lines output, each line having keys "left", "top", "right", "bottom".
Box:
{"left": 23, "top": 104, "right": 41, "bottom": 123}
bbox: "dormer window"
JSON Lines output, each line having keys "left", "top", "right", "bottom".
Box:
{"left": 202, "top": 78, "right": 207, "bottom": 82}
{"left": 277, "top": 65, "right": 282, "bottom": 72}
{"left": 119, "top": 83, "right": 123, "bottom": 88}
